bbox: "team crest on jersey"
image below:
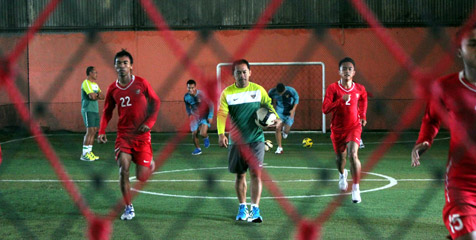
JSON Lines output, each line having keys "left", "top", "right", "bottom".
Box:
{"left": 285, "top": 94, "right": 290, "bottom": 98}
{"left": 251, "top": 94, "right": 256, "bottom": 99}
{"left": 135, "top": 89, "right": 140, "bottom": 94}
{"left": 356, "top": 94, "right": 359, "bottom": 98}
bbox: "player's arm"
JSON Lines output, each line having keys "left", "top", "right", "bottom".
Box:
{"left": 206, "top": 95, "right": 214, "bottom": 123}
{"left": 260, "top": 86, "right": 281, "bottom": 127}
{"left": 411, "top": 102, "right": 440, "bottom": 167}
{"left": 290, "top": 87, "right": 299, "bottom": 119}
{"left": 98, "top": 86, "right": 115, "bottom": 143}
{"left": 184, "top": 96, "right": 192, "bottom": 116}
{"left": 82, "top": 81, "right": 98, "bottom": 100}
{"left": 358, "top": 87, "right": 368, "bottom": 126}
{"left": 140, "top": 81, "right": 161, "bottom": 133}
{"left": 97, "top": 86, "right": 105, "bottom": 100}
{"left": 322, "top": 85, "right": 343, "bottom": 114}
{"left": 217, "top": 91, "right": 229, "bottom": 148}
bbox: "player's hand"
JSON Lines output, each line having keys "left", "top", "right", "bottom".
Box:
{"left": 342, "top": 94, "right": 350, "bottom": 102}
{"left": 290, "top": 110, "right": 296, "bottom": 119}
{"left": 268, "top": 118, "right": 282, "bottom": 128}
{"left": 218, "top": 134, "right": 228, "bottom": 148}
{"left": 138, "top": 124, "right": 151, "bottom": 133}
{"left": 208, "top": 118, "right": 213, "bottom": 124}
{"left": 98, "top": 134, "right": 107, "bottom": 143}
{"left": 411, "top": 141, "right": 430, "bottom": 167}
{"left": 361, "top": 119, "right": 367, "bottom": 127}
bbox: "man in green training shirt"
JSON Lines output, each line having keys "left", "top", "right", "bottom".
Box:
{"left": 80, "top": 66, "right": 104, "bottom": 161}
{"left": 217, "top": 59, "right": 280, "bottom": 223}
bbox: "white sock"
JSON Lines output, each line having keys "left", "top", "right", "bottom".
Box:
{"left": 251, "top": 204, "right": 259, "bottom": 209}
{"left": 240, "top": 203, "right": 247, "bottom": 208}
{"left": 82, "top": 145, "right": 89, "bottom": 155}
{"left": 352, "top": 183, "right": 359, "bottom": 191}
{"left": 88, "top": 145, "right": 93, "bottom": 153}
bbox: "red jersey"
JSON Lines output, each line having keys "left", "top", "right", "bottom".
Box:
{"left": 99, "top": 75, "right": 160, "bottom": 140}
{"left": 417, "top": 71, "right": 476, "bottom": 206}
{"left": 322, "top": 80, "right": 368, "bottom": 132}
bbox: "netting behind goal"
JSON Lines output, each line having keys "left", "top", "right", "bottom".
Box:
{"left": 217, "top": 62, "right": 326, "bottom": 132}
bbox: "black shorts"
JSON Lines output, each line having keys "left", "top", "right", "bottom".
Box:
{"left": 228, "top": 142, "right": 265, "bottom": 174}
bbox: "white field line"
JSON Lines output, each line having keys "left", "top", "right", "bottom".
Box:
{"left": 0, "top": 178, "right": 443, "bottom": 183}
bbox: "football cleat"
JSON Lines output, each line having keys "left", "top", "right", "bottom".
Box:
{"left": 204, "top": 137, "right": 210, "bottom": 148}
{"left": 275, "top": 147, "right": 283, "bottom": 154}
{"left": 80, "top": 152, "right": 95, "bottom": 162}
{"left": 359, "top": 139, "right": 365, "bottom": 149}
{"left": 339, "top": 169, "right": 348, "bottom": 191}
{"left": 192, "top": 148, "right": 202, "bottom": 155}
{"left": 352, "top": 189, "right": 362, "bottom": 203}
{"left": 235, "top": 205, "right": 249, "bottom": 221}
{"left": 282, "top": 132, "right": 288, "bottom": 139}
{"left": 90, "top": 152, "right": 100, "bottom": 160}
{"left": 248, "top": 206, "right": 263, "bottom": 223}
{"left": 120, "top": 204, "right": 135, "bottom": 220}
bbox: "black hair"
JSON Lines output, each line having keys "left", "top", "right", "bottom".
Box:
{"left": 187, "top": 79, "right": 196, "bottom": 85}
{"left": 455, "top": 25, "right": 476, "bottom": 48}
{"left": 86, "top": 66, "right": 95, "bottom": 76}
{"left": 231, "top": 59, "right": 250, "bottom": 74}
{"left": 276, "top": 83, "right": 285, "bottom": 93}
{"left": 114, "top": 49, "right": 133, "bottom": 65}
{"left": 338, "top": 57, "right": 356, "bottom": 69}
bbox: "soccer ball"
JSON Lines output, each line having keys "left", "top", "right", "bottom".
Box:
{"left": 255, "top": 107, "right": 277, "bottom": 129}
{"left": 264, "top": 140, "right": 273, "bottom": 152}
{"left": 302, "top": 138, "right": 313, "bottom": 148}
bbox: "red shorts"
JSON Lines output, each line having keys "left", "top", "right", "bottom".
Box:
{"left": 443, "top": 203, "right": 476, "bottom": 239}
{"left": 115, "top": 136, "right": 153, "bottom": 167}
{"left": 330, "top": 126, "right": 362, "bottom": 153}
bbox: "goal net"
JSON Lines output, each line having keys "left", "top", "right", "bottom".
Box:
{"left": 216, "top": 62, "right": 326, "bottom": 133}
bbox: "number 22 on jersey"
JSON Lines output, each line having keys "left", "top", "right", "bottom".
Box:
{"left": 120, "top": 96, "right": 132, "bottom": 107}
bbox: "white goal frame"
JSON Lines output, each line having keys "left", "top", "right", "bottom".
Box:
{"left": 216, "top": 62, "right": 326, "bottom": 133}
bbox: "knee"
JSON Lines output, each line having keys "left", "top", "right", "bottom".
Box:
{"left": 119, "top": 167, "right": 129, "bottom": 179}
{"left": 136, "top": 173, "right": 148, "bottom": 182}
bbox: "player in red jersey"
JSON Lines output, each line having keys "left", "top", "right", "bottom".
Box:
{"left": 411, "top": 27, "right": 476, "bottom": 240}
{"left": 322, "top": 57, "right": 368, "bottom": 203}
{"left": 98, "top": 49, "right": 160, "bottom": 221}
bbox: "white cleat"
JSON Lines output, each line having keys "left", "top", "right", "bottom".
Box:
{"left": 339, "top": 169, "right": 348, "bottom": 191}
{"left": 352, "top": 189, "right": 362, "bottom": 203}
{"left": 282, "top": 132, "right": 288, "bottom": 139}
{"left": 120, "top": 204, "right": 135, "bottom": 220}
{"left": 275, "top": 147, "right": 283, "bottom": 154}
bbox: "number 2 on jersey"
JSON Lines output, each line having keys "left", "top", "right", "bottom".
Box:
{"left": 120, "top": 96, "right": 132, "bottom": 107}
{"left": 345, "top": 95, "right": 351, "bottom": 105}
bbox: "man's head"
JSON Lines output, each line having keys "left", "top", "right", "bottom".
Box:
{"left": 86, "top": 66, "right": 97, "bottom": 80}
{"left": 187, "top": 79, "right": 197, "bottom": 95}
{"left": 457, "top": 27, "right": 476, "bottom": 70}
{"left": 338, "top": 57, "right": 356, "bottom": 82}
{"left": 276, "top": 83, "right": 286, "bottom": 95}
{"left": 114, "top": 49, "right": 133, "bottom": 77}
{"left": 232, "top": 59, "right": 251, "bottom": 88}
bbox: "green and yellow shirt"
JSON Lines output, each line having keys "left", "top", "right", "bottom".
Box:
{"left": 217, "top": 82, "right": 278, "bottom": 144}
{"left": 81, "top": 79, "right": 101, "bottom": 113}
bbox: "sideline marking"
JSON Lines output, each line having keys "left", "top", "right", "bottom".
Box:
{"left": 131, "top": 166, "right": 398, "bottom": 200}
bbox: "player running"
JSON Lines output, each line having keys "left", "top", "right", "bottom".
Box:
{"left": 98, "top": 49, "right": 160, "bottom": 221}
{"left": 268, "top": 83, "right": 299, "bottom": 154}
{"left": 322, "top": 57, "right": 368, "bottom": 203}
{"left": 411, "top": 27, "right": 476, "bottom": 240}
{"left": 184, "top": 79, "right": 214, "bottom": 155}
{"left": 217, "top": 59, "right": 280, "bottom": 223}
{"left": 80, "top": 66, "right": 104, "bottom": 161}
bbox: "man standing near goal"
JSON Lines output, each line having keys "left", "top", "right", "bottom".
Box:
{"left": 411, "top": 27, "right": 476, "bottom": 240}
{"left": 322, "top": 57, "right": 368, "bottom": 203}
{"left": 268, "top": 83, "right": 299, "bottom": 154}
{"left": 184, "top": 79, "right": 213, "bottom": 155}
{"left": 217, "top": 59, "right": 280, "bottom": 223}
{"left": 98, "top": 49, "right": 160, "bottom": 220}
{"left": 80, "top": 66, "right": 104, "bottom": 161}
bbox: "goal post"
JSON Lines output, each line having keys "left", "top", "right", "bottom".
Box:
{"left": 216, "top": 62, "right": 326, "bottom": 133}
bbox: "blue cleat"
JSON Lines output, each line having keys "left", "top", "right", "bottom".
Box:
{"left": 192, "top": 148, "right": 202, "bottom": 155}
{"left": 248, "top": 206, "right": 263, "bottom": 223}
{"left": 235, "top": 204, "right": 249, "bottom": 221}
{"left": 204, "top": 137, "right": 210, "bottom": 148}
